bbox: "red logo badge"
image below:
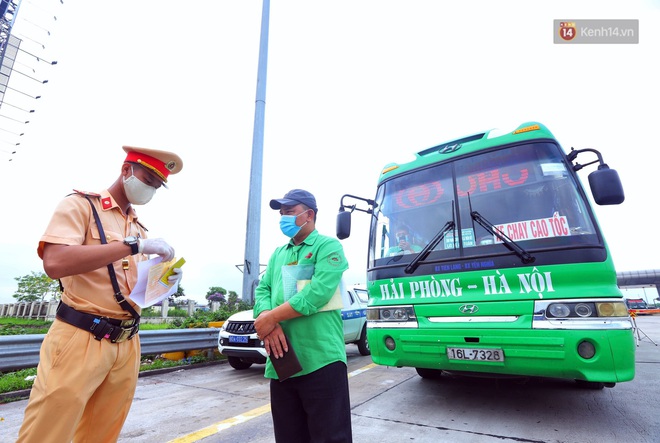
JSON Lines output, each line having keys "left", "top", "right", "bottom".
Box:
{"left": 559, "top": 22, "right": 577, "bottom": 41}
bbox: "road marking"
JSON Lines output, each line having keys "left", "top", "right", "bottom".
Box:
{"left": 167, "top": 404, "right": 272, "bottom": 443}
{"left": 349, "top": 362, "right": 377, "bottom": 377}
{"left": 168, "top": 362, "right": 376, "bottom": 442}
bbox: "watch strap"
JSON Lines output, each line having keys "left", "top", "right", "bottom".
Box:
{"left": 125, "top": 237, "right": 139, "bottom": 255}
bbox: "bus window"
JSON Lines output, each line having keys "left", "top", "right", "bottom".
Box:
{"left": 454, "top": 143, "right": 597, "bottom": 251}
{"left": 371, "top": 163, "right": 454, "bottom": 261}
{"left": 370, "top": 142, "right": 599, "bottom": 266}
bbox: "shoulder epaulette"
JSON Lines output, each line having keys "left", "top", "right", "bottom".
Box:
{"left": 72, "top": 189, "right": 101, "bottom": 198}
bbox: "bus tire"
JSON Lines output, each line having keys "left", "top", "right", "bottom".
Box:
{"left": 228, "top": 356, "right": 253, "bottom": 370}
{"left": 575, "top": 379, "right": 605, "bottom": 390}
{"left": 357, "top": 325, "right": 370, "bottom": 356}
{"left": 415, "top": 367, "right": 443, "bottom": 379}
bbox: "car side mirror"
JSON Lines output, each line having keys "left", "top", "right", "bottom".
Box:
{"left": 337, "top": 211, "right": 352, "bottom": 239}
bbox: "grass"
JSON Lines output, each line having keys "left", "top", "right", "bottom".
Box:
{"left": 0, "top": 319, "right": 175, "bottom": 334}
{"left": 139, "top": 323, "right": 171, "bottom": 330}
{"left": 0, "top": 318, "right": 52, "bottom": 335}
{"left": 0, "top": 368, "right": 37, "bottom": 397}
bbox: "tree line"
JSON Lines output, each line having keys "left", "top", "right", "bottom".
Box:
{"left": 9, "top": 272, "right": 241, "bottom": 308}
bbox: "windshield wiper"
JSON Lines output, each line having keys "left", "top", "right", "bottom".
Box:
{"left": 404, "top": 220, "right": 455, "bottom": 274}
{"left": 471, "top": 211, "right": 536, "bottom": 264}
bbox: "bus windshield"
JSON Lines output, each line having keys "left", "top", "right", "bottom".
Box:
{"left": 369, "top": 142, "right": 599, "bottom": 266}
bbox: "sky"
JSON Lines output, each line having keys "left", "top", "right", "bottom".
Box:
{"left": 0, "top": 1, "right": 659, "bottom": 305}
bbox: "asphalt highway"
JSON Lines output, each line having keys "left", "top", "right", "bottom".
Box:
{"left": 2, "top": 316, "right": 659, "bottom": 443}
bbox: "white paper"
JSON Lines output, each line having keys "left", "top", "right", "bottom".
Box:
{"left": 130, "top": 256, "right": 180, "bottom": 308}
{"left": 281, "top": 264, "right": 314, "bottom": 301}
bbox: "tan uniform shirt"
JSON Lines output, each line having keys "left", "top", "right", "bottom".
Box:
{"left": 38, "top": 189, "right": 147, "bottom": 319}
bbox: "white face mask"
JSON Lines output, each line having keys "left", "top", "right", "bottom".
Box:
{"left": 123, "top": 166, "right": 157, "bottom": 205}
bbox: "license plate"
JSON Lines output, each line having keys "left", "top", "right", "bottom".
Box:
{"left": 447, "top": 347, "right": 504, "bottom": 362}
{"left": 229, "top": 335, "right": 249, "bottom": 344}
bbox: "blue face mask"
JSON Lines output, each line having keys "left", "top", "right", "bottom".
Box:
{"left": 280, "top": 212, "right": 308, "bottom": 238}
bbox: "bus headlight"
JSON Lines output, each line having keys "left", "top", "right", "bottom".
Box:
{"left": 367, "top": 305, "right": 418, "bottom": 328}
{"left": 534, "top": 299, "right": 632, "bottom": 330}
{"left": 596, "top": 302, "right": 629, "bottom": 317}
{"left": 548, "top": 303, "right": 571, "bottom": 318}
{"left": 575, "top": 303, "right": 593, "bottom": 317}
{"left": 543, "top": 300, "right": 629, "bottom": 319}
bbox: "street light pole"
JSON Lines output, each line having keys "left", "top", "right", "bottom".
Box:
{"left": 242, "top": 0, "right": 270, "bottom": 304}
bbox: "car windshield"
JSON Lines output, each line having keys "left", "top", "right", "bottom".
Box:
{"left": 369, "top": 142, "right": 599, "bottom": 266}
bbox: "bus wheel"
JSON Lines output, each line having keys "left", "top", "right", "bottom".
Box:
{"left": 575, "top": 379, "right": 605, "bottom": 390}
{"left": 357, "top": 325, "right": 370, "bottom": 356}
{"left": 415, "top": 368, "right": 443, "bottom": 379}
{"left": 228, "top": 357, "right": 253, "bottom": 370}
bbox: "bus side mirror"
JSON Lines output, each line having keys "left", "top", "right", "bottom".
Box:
{"left": 337, "top": 211, "right": 352, "bottom": 239}
{"left": 588, "top": 166, "right": 625, "bottom": 205}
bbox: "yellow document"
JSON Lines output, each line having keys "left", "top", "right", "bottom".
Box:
{"left": 143, "top": 257, "right": 185, "bottom": 306}
{"left": 159, "top": 257, "right": 186, "bottom": 285}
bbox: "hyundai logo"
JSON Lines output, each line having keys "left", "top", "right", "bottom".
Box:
{"left": 439, "top": 143, "right": 461, "bottom": 154}
{"left": 459, "top": 304, "right": 479, "bottom": 314}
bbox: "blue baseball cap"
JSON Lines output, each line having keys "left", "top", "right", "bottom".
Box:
{"left": 270, "top": 189, "right": 318, "bottom": 212}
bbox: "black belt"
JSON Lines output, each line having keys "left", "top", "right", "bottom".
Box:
{"left": 56, "top": 302, "right": 139, "bottom": 343}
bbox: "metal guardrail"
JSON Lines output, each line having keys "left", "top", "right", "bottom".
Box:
{"left": 0, "top": 328, "right": 220, "bottom": 373}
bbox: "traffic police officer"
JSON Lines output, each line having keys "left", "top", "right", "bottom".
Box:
{"left": 17, "top": 146, "right": 183, "bottom": 443}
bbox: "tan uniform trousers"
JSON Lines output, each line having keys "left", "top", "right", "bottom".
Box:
{"left": 17, "top": 319, "right": 140, "bottom": 443}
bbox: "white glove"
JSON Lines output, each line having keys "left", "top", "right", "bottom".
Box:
{"left": 139, "top": 238, "right": 175, "bottom": 262}
{"left": 168, "top": 267, "right": 183, "bottom": 285}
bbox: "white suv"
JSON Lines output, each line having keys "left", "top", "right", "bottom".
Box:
{"left": 218, "top": 286, "right": 369, "bottom": 370}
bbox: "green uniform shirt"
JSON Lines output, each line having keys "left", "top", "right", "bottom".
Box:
{"left": 254, "top": 229, "right": 349, "bottom": 379}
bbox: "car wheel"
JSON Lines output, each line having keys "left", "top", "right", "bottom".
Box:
{"left": 415, "top": 367, "right": 444, "bottom": 379}
{"left": 357, "top": 324, "right": 370, "bottom": 356}
{"left": 228, "top": 356, "right": 253, "bottom": 370}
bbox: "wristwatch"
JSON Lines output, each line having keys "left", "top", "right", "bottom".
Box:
{"left": 124, "top": 236, "right": 140, "bottom": 255}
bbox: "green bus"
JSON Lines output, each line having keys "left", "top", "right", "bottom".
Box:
{"left": 337, "top": 122, "right": 634, "bottom": 389}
